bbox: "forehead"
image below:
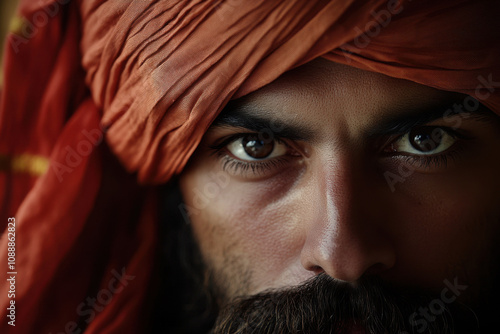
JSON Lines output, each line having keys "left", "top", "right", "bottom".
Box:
{"left": 231, "top": 58, "right": 462, "bottom": 138}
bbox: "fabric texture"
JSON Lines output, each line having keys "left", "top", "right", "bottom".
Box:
{"left": 0, "top": 0, "right": 499, "bottom": 332}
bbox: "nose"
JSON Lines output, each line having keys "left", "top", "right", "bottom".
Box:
{"left": 300, "top": 160, "right": 396, "bottom": 282}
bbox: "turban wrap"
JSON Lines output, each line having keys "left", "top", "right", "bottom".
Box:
{"left": 0, "top": 0, "right": 499, "bottom": 332}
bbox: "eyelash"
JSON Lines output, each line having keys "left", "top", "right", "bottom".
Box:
{"left": 209, "top": 127, "right": 468, "bottom": 177}
{"left": 209, "top": 134, "right": 297, "bottom": 176}
{"left": 383, "top": 127, "right": 466, "bottom": 169}
{"left": 393, "top": 146, "right": 462, "bottom": 169}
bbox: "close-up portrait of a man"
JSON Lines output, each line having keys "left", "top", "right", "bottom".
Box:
{"left": 0, "top": 0, "right": 499, "bottom": 333}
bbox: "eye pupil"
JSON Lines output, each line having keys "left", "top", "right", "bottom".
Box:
{"left": 242, "top": 134, "right": 274, "bottom": 159}
{"left": 409, "top": 127, "right": 445, "bottom": 153}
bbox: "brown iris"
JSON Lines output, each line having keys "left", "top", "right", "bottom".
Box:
{"left": 241, "top": 134, "right": 274, "bottom": 159}
{"left": 409, "top": 127, "right": 445, "bottom": 153}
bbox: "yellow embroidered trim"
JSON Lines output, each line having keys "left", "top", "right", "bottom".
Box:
{"left": 0, "top": 154, "right": 49, "bottom": 176}
{"left": 8, "top": 15, "right": 26, "bottom": 36}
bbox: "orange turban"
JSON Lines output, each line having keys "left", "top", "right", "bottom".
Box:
{"left": 1, "top": 0, "right": 499, "bottom": 332}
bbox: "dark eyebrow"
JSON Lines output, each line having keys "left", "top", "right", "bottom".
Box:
{"left": 211, "top": 98, "right": 497, "bottom": 141}
{"left": 211, "top": 102, "right": 315, "bottom": 141}
{"left": 367, "top": 99, "right": 496, "bottom": 137}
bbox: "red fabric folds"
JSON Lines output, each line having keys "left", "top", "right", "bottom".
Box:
{"left": 0, "top": 0, "right": 499, "bottom": 332}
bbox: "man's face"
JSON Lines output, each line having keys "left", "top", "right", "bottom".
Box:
{"left": 178, "top": 59, "right": 500, "bottom": 332}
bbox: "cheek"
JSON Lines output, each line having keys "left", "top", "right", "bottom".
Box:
{"left": 390, "top": 154, "right": 500, "bottom": 289}
{"left": 180, "top": 163, "right": 312, "bottom": 294}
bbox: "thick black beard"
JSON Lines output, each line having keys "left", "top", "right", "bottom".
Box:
{"left": 154, "top": 181, "right": 496, "bottom": 334}
{"left": 151, "top": 180, "right": 218, "bottom": 333}
{"left": 213, "top": 274, "right": 481, "bottom": 334}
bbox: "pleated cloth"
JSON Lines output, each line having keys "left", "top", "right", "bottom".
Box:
{"left": 0, "top": 0, "right": 498, "bottom": 332}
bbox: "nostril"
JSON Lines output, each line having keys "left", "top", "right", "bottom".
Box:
{"left": 311, "top": 265, "right": 324, "bottom": 275}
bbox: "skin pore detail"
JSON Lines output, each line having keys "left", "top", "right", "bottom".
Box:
{"left": 178, "top": 58, "right": 500, "bottom": 332}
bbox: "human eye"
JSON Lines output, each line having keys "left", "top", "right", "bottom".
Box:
{"left": 209, "top": 132, "right": 302, "bottom": 178}
{"left": 382, "top": 126, "right": 467, "bottom": 169}
{"left": 226, "top": 134, "right": 288, "bottom": 161}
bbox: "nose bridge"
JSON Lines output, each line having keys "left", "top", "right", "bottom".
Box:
{"left": 300, "top": 155, "right": 396, "bottom": 282}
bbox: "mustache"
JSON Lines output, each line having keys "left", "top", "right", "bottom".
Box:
{"left": 212, "top": 274, "right": 479, "bottom": 334}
